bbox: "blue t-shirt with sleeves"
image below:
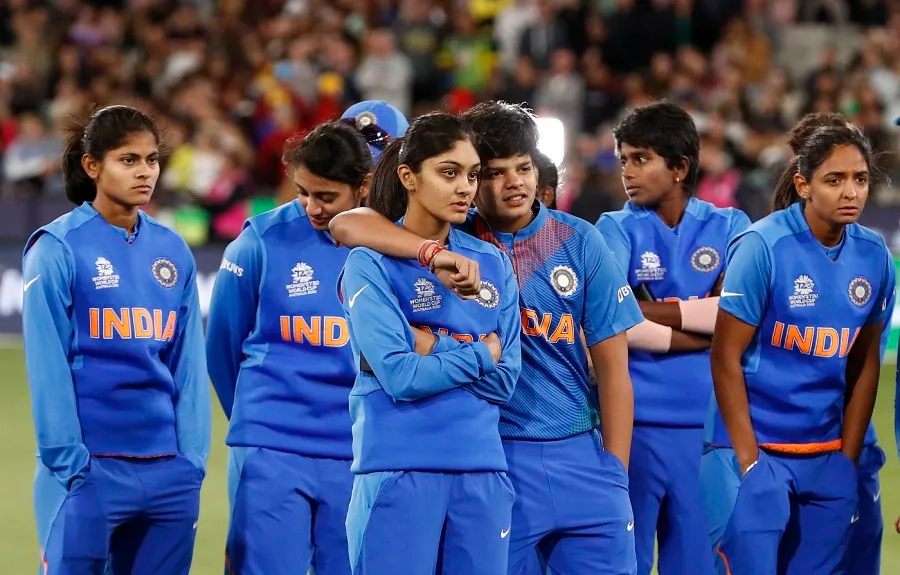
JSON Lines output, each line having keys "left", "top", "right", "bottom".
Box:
{"left": 206, "top": 200, "right": 359, "bottom": 460}
{"left": 597, "top": 198, "right": 751, "bottom": 427}
{"left": 707, "top": 202, "right": 894, "bottom": 451}
{"left": 22, "top": 203, "right": 210, "bottom": 487}
{"left": 340, "top": 226, "right": 522, "bottom": 473}
{"left": 465, "top": 202, "right": 643, "bottom": 441}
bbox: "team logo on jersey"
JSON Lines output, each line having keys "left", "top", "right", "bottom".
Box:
{"left": 690, "top": 247, "right": 720, "bottom": 273}
{"left": 848, "top": 276, "right": 872, "bottom": 307}
{"left": 287, "top": 262, "right": 319, "bottom": 297}
{"left": 475, "top": 280, "right": 500, "bottom": 309}
{"left": 635, "top": 251, "right": 666, "bottom": 281}
{"left": 411, "top": 278, "right": 442, "bottom": 312}
{"left": 789, "top": 274, "right": 818, "bottom": 308}
{"left": 550, "top": 266, "right": 578, "bottom": 297}
{"left": 92, "top": 257, "right": 119, "bottom": 290}
{"left": 151, "top": 258, "right": 178, "bottom": 288}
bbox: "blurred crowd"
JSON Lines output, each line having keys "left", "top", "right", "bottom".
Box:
{"left": 1, "top": 0, "right": 899, "bottom": 244}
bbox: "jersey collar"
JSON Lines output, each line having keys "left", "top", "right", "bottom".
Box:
{"left": 488, "top": 200, "right": 548, "bottom": 245}
{"left": 79, "top": 201, "right": 142, "bottom": 242}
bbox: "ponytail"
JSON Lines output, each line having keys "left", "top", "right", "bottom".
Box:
{"left": 62, "top": 125, "right": 97, "bottom": 206}
{"left": 367, "top": 138, "right": 408, "bottom": 222}
{"left": 772, "top": 157, "right": 801, "bottom": 211}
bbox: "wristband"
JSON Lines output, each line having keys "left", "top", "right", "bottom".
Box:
{"left": 425, "top": 246, "right": 445, "bottom": 271}
{"left": 417, "top": 240, "right": 440, "bottom": 267}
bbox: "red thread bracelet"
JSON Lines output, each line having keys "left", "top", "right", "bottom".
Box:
{"left": 424, "top": 245, "right": 444, "bottom": 270}
{"left": 417, "top": 240, "right": 439, "bottom": 266}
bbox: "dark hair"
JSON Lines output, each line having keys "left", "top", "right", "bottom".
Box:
{"left": 613, "top": 101, "right": 700, "bottom": 195}
{"left": 772, "top": 114, "right": 881, "bottom": 211}
{"left": 63, "top": 105, "right": 160, "bottom": 205}
{"left": 534, "top": 150, "right": 558, "bottom": 209}
{"left": 368, "top": 113, "right": 476, "bottom": 222}
{"left": 282, "top": 121, "right": 372, "bottom": 189}
{"left": 534, "top": 151, "right": 558, "bottom": 192}
{"left": 461, "top": 100, "right": 538, "bottom": 162}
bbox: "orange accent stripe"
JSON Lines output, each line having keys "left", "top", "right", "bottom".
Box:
{"left": 41, "top": 549, "right": 48, "bottom": 575}
{"left": 225, "top": 552, "right": 234, "bottom": 575}
{"left": 717, "top": 549, "right": 732, "bottom": 575}
{"left": 92, "top": 453, "right": 178, "bottom": 459}
{"left": 759, "top": 439, "right": 842, "bottom": 454}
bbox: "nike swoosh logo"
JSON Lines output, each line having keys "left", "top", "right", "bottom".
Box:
{"left": 874, "top": 489, "right": 881, "bottom": 502}
{"left": 348, "top": 284, "right": 369, "bottom": 308}
{"left": 23, "top": 275, "right": 40, "bottom": 292}
{"left": 720, "top": 291, "right": 744, "bottom": 297}
{"left": 626, "top": 521, "right": 634, "bottom": 531}
{"left": 500, "top": 527, "right": 511, "bottom": 538}
{"left": 850, "top": 514, "right": 860, "bottom": 524}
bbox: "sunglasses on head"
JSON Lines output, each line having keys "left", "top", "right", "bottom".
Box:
{"left": 340, "top": 117, "right": 392, "bottom": 150}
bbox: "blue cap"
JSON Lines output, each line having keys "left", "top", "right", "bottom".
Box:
{"left": 341, "top": 100, "right": 409, "bottom": 160}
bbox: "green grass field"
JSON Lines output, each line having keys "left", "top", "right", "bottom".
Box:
{"left": 2, "top": 345, "right": 899, "bottom": 574}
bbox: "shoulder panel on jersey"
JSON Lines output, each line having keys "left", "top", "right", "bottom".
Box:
{"left": 734, "top": 209, "right": 799, "bottom": 251}
{"left": 451, "top": 227, "right": 507, "bottom": 265}
{"left": 23, "top": 207, "right": 98, "bottom": 258}
{"left": 245, "top": 200, "right": 307, "bottom": 237}
{"left": 685, "top": 197, "right": 742, "bottom": 224}
{"left": 343, "top": 247, "right": 392, "bottom": 291}
{"left": 846, "top": 222, "right": 891, "bottom": 251}
{"left": 140, "top": 211, "right": 195, "bottom": 255}
{"left": 596, "top": 206, "right": 636, "bottom": 229}
{"left": 548, "top": 208, "right": 600, "bottom": 242}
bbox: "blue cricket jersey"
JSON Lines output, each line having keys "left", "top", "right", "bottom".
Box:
{"left": 340, "top": 226, "right": 521, "bottom": 473}
{"left": 207, "top": 201, "right": 357, "bottom": 460}
{"left": 597, "top": 198, "right": 751, "bottom": 427}
{"left": 467, "top": 202, "right": 644, "bottom": 441}
{"left": 22, "top": 202, "right": 210, "bottom": 488}
{"left": 707, "top": 202, "right": 894, "bottom": 451}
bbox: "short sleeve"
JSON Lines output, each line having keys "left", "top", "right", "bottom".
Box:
{"left": 582, "top": 226, "right": 644, "bottom": 346}
{"left": 726, "top": 209, "right": 752, "bottom": 244}
{"left": 595, "top": 214, "right": 632, "bottom": 278}
{"left": 718, "top": 232, "right": 772, "bottom": 327}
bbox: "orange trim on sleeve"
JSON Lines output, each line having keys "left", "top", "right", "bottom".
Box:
{"left": 760, "top": 438, "right": 842, "bottom": 454}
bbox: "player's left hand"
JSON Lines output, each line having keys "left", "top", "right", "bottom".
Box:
{"left": 895, "top": 516, "right": 900, "bottom": 534}
{"left": 431, "top": 250, "right": 480, "bottom": 299}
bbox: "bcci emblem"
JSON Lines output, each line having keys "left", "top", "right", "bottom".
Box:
{"left": 848, "top": 276, "right": 872, "bottom": 307}
{"left": 151, "top": 258, "right": 178, "bottom": 288}
{"left": 690, "top": 247, "right": 720, "bottom": 272}
{"left": 550, "top": 266, "right": 578, "bottom": 297}
{"left": 475, "top": 280, "right": 500, "bottom": 309}
{"left": 355, "top": 111, "right": 377, "bottom": 130}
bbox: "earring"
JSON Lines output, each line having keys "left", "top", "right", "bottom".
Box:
{"left": 675, "top": 177, "right": 680, "bottom": 182}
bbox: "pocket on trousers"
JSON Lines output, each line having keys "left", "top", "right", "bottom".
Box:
{"left": 174, "top": 454, "right": 205, "bottom": 484}
{"left": 61, "top": 483, "right": 108, "bottom": 560}
{"left": 365, "top": 471, "right": 406, "bottom": 512}
{"left": 496, "top": 472, "right": 517, "bottom": 504}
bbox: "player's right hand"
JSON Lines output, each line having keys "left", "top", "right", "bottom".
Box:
{"left": 484, "top": 332, "right": 502, "bottom": 364}
{"left": 431, "top": 250, "right": 480, "bottom": 299}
